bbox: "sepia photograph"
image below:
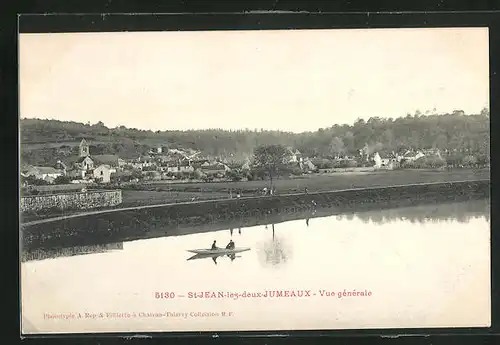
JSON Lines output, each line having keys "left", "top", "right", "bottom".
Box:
{"left": 19, "top": 27, "right": 490, "bottom": 334}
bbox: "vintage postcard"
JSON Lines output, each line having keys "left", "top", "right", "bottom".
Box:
{"left": 19, "top": 27, "right": 491, "bottom": 334}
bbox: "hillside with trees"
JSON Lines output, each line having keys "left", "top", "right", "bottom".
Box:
{"left": 20, "top": 108, "right": 490, "bottom": 167}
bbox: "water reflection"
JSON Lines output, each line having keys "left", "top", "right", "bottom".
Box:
{"left": 21, "top": 199, "right": 489, "bottom": 263}
{"left": 349, "top": 198, "right": 490, "bottom": 225}
{"left": 187, "top": 253, "right": 240, "bottom": 265}
{"left": 259, "top": 224, "right": 290, "bottom": 267}
{"left": 20, "top": 242, "right": 124, "bottom": 262}
{"left": 229, "top": 227, "right": 242, "bottom": 236}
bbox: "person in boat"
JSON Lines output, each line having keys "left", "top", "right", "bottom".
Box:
{"left": 226, "top": 239, "right": 235, "bottom": 250}
{"left": 211, "top": 240, "right": 218, "bottom": 250}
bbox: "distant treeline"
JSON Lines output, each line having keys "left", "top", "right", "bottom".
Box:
{"left": 20, "top": 108, "right": 490, "bottom": 166}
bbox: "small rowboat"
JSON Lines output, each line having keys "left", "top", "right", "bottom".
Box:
{"left": 186, "top": 247, "right": 251, "bottom": 255}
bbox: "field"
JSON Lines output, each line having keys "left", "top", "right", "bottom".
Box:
{"left": 121, "top": 169, "right": 490, "bottom": 207}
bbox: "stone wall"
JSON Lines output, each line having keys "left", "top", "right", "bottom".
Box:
{"left": 20, "top": 190, "right": 122, "bottom": 213}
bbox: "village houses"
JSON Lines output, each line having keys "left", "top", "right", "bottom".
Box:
{"left": 40, "top": 138, "right": 124, "bottom": 183}
{"left": 93, "top": 164, "right": 115, "bottom": 183}
{"left": 299, "top": 158, "right": 316, "bottom": 172}
{"left": 20, "top": 166, "right": 64, "bottom": 184}
{"left": 22, "top": 138, "right": 316, "bottom": 186}
{"left": 66, "top": 139, "right": 123, "bottom": 181}
{"left": 373, "top": 148, "right": 441, "bottom": 169}
{"left": 21, "top": 135, "right": 461, "bottom": 186}
{"left": 200, "top": 162, "right": 230, "bottom": 177}
{"left": 284, "top": 147, "right": 303, "bottom": 164}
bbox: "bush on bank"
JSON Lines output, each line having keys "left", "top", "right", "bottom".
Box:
{"left": 402, "top": 156, "right": 447, "bottom": 169}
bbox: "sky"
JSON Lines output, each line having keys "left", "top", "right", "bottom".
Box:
{"left": 19, "top": 28, "right": 489, "bottom": 133}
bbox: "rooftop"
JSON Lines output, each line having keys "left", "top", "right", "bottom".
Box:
{"left": 93, "top": 155, "right": 121, "bottom": 165}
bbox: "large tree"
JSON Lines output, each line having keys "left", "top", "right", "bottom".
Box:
{"left": 329, "top": 136, "right": 345, "bottom": 157}
{"left": 253, "top": 144, "right": 288, "bottom": 189}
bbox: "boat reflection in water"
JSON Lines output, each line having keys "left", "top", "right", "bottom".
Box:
{"left": 187, "top": 252, "right": 241, "bottom": 265}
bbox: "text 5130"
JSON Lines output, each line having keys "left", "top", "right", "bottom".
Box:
{"left": 155, "top": 292, "right": 176, "bottom": 299}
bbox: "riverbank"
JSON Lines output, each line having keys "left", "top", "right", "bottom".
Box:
{"left": 20, "top": 168, "right": 489, "bottom": 222}
{"left": 21, "top": 179, "right": 490, "bottom": 250}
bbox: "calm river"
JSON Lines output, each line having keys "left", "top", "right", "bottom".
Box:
{"left": 21, "top": 198, "right": 491, "bottom": 333}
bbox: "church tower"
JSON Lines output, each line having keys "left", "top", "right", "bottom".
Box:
{"left": 79, "top": 138, "right": 90, "bottom": 157}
